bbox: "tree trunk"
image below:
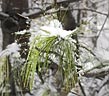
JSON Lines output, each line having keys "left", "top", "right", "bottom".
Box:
{"left": 1, "top": 0, "right": 29, "bottom": 95}
{"left": 1, "top": 0, "right": 29, "bottom": 49}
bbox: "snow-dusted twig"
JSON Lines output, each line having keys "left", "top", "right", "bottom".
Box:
{"left": 83, "top": 66, "right": 109, "bottom": 78}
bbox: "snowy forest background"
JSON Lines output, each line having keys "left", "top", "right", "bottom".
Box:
{"left": 0, "top": 0, "right": 109, "bottom": 96}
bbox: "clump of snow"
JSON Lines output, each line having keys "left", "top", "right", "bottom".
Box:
{"left": 40, "top": 26, "right": 74, "bottom": 38}
{"left": 15, "top": 30, "right": 27, "bottom": 35}
{"left": 39, "top": 19, "right": 76, "bottom": 38}
{"left": 0, "top": 42, "right": 20, "bottom": 57}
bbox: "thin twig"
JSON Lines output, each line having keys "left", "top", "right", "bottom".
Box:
{"left": 71, "top": 40, "right": 103, "bottom": 65}
{"left": 79, "top": 80, "right": 86, "bottom": 96}
{"left": 96, "top": 13, "right": 109, "bottom": 43}
{"left": 70, "top": 91, "right": 81, "bottom": 96}
{"left": 72, "top": 8, "right": 108, "bottom": 16}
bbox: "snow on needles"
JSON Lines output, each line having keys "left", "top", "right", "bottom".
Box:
{"left": 39, "top": 19, "right": 76, "bottom": 38}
